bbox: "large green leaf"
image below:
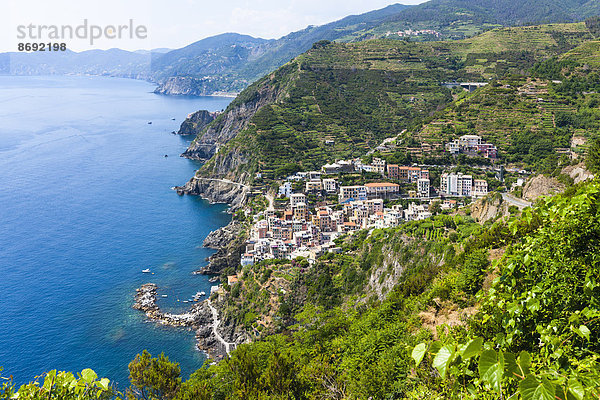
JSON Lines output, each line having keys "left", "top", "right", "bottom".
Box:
{"left": 98, "top": 378, "right": 110, "bottom": 391}
{"left": 519, "top": 375, "right": 555, "bottom": 400}
{"left": 433, "top": 344, "right": 454, "bottom": 379}
{"left": 518, "top": 351, "right": 531, "bottom": 376}
{"left": 478, "top": 349, "right": 504, "bottom": 393}
{"left": 81, "top": 368, "right": 97, "bottom": 383}
{"left": 504, "top": 351, "right": 521, "bottom": 378}
{"left": 412, "top": 343, "right": 427, "bottom": 367}
{"left": 568, "top": 378, "right": 585, "bottom": 400}
{"left": 461, "top": 337, "right": 483, "bottom": 361}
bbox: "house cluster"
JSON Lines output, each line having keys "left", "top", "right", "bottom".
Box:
{"left": 440, "top": 172, "right": 488, "bottom": 198}
{"left": 320, "top": 157, "right": 432, "bottom": 199}
{"left": 387, "top": 29, "right": 441, "bottom": 38}
{"left": 241, "top": 190, "right": 447, "bottom": 266}
{"left": 445, "top": 135, "right": 498, "bottom": 159}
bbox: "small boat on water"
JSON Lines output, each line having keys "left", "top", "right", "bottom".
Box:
{"left": 148, "top": 121, "right": 152, "bottom": 124}
{"left": 161, "top": 295, "right": 168, "bottom": 298}
{"left": 142, "top": 268, "right": 151, "bottom": 273}
{"left": 192, "top": 291, "right": 206, "bottom": 301}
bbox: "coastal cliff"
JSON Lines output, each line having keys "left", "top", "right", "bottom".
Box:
{"left": 197, "top": 220, "right": 248, "bottom": 275}
{"left": 181, "top": 74, "right": 283, "bottom": 161}
{"left": 154, "top": 76, "right": 239, "bottom": 97}
{"left": 177, "top": 110, "right": 219, "bottom": 135}
{"left": 175, "top": 176, "right": 250, "bottom": 209}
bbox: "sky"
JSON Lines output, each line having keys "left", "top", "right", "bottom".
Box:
{"left": 2, "top": 0, "right": 428, "bottom": 53}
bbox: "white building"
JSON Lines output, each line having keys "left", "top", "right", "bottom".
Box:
{"left": 323, "top": 178, "right": 337, "bottom": 193}
{"left": 440, "top": 173, "right": 473, "bottom": 197}
{"left": 417, "top": 178, "right": 430, "bottom": 198}
{"left": 458, "top": 135, "right": 482, "bottom": 148}
{"left": 290, "top": 193, "right": 307, "bottom": 208}
{"left": 372, "top": 157, "right": 386, "bottom": 174}
{"left": 473, "top": 179, "right": 489, "bottom": 198}
{"left": 339, "top": 185, "right": 367, "bottom": 202}
{"left": 404, "top": 203, "right": 432, "bottom": 221}
{"left": 279, "top": 181, "right": 293, "bottom": 197}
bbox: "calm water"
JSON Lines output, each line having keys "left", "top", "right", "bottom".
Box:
{"left": 0, "top": 76, "right": 232, "bottom": 388}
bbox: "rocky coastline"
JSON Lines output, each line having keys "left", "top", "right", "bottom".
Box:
{"left": 174, "top": 176, "right": 249, "bottom": 210}
{"left": 194, "top": 220, "right": 248, "bottom": 275}
{"left": 133, "top": 283, "right": 247, "bottom": 360}
{"left": 153, "top": 76, "right": 238, "bottom": 97}
{"left": 177, "top": 110, "right": 219, "bottom": 135}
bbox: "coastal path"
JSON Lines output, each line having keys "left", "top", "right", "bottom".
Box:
{"left": 192, "top": 177, "right": 250, "bottom": 190}
{"left": 207, "top": 299, "right": 236, "bottom": 356}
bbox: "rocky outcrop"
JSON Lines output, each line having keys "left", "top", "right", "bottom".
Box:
{"left": 366, "top": 236, "right": 446, "bottom": 301}
{"left": 177, "top": 110, "right": 219, "bottom": 135}
{"left": 203, "top": 220, "right": 246, "bottom": 249}
{"left": 154, "top": 76, "right": 238, "bottom": 97}
{"left": 133, "top": 283, "right": 212, "bottom": 327}
{"left": 182, "top": 76, "right": 282, "bottom": 160}
{"left": 470, "top": 193, "right": 509, "bottom": 223}
{"left": 195, "top": 220, "right": 249, "bottom": 275}
{"left": 562, "top": 162, "right": 595, "bottom": 184}
{"left": 522, "top": 175, "right": 565, "bottom": 202}
{"left": 175, "top": 176, "right": 249, "bottom": 210}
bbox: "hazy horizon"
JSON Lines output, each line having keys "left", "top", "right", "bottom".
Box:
{"left": 2, "top": 0, "right": 428, "bottom": 53}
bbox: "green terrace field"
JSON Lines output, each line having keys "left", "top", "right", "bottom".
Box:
{"left": 395, "top": 31, "right": 600, "bottom": 170}
{"left": 561, "top": 40, "right": 600, "bottom": 67}
{"left": 406, "top": 77, "right": 574, "bottom": 158}
{"left": 198, "top": 22, "right": 596, "bottom": 181}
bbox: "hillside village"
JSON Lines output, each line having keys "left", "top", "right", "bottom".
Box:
{"left": 241, "top": 134, "right": 497, "bottom": 267}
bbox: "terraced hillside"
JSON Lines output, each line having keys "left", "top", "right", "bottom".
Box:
{"left": 185, "top": 23, "right": 595, "bottom": 183}
{"left": 396, "top": 34, "right": 600, "bottom": 169}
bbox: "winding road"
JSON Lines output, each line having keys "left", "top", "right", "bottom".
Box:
{"left": 502, "top": 193, "right": 532, "bottom": 209}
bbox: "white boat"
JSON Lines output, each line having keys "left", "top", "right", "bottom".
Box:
{"left": 161, "top": 295, "right": 168, "bottom": 298}
{"left": 200, "top": 291, "right": 206, "bottom": 296}
{"left": 142, "top": 268, "right": 151, "bottom": 273}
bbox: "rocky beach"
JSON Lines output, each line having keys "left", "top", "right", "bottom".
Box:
{"left": 133, "top": 283, "right": 248, "bottom": 361}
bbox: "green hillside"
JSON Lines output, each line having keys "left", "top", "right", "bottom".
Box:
{"left": 153, "top": 0, "right": 600, "bottom": 94}
{"left": 6, "top": 178, "right": 600, "bottom": 399}
{"left": 391, "top": 34, "right": 600, "bottom": 170}
{"left": 194, "top": 23, "right": 594, "bottom": 181}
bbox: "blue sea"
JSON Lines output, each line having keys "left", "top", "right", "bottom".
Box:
{"left": 0, "top": 76, "right": 232, "bottom": 388}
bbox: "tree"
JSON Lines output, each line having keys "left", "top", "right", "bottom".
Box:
{"left": 586, "top": 135, "right": 600, "bottom": 175}
{"left": 127, "top": 351, "right": 181, "bottom": 400}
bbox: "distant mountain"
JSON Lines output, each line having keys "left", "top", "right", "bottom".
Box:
{"left": 0, "top": 48, "right": 161, "bottom": 79}
{"left": 151, "top": 33, "right": 273, "bottom": 81}
{"left": 151, "top": 4, "right": 411, "bottom": 95}
{"left": 3, "top": 0, "right": 600, "bottom": 94}
{"left": 152, "top": 0, "right": 600, "bottom": 95}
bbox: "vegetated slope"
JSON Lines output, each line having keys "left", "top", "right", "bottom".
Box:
{"left": 4, "top": 179, "right": 600, "bottom": 398}
{"left": 375, "top": 0, "right": 600, "bottom": 40}
{"left": 398, "top": 31, "right": 600, "bottom": 170}
{"left": 184, "top": 23, "right": 593, "bottom": 183}
{"left": 152, "top": 0, "right": 600, "bottom": 94}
